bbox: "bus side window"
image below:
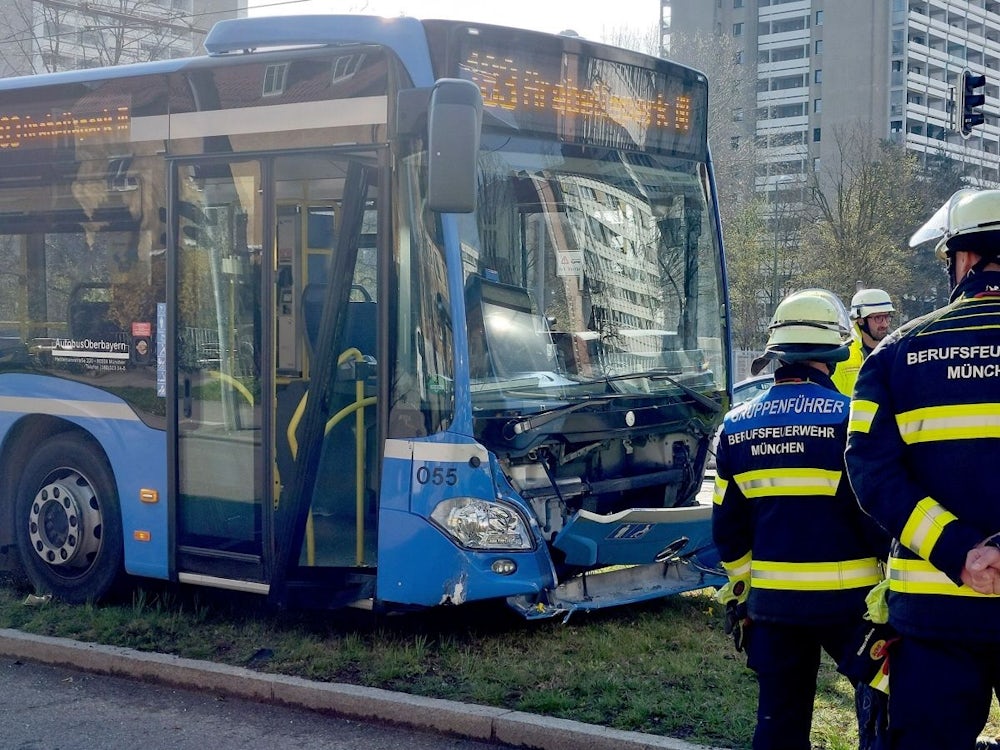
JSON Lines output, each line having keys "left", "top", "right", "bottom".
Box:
{"left": 67, "top": 283, "right": 117, "bottom": 338}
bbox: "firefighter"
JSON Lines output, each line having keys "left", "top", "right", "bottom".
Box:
{"left": 831, "top": 288, "right": 895, "bottom": 397}
{"left": 714, "top": 289, "right": 887, "bottom": 750}
{"left": 847, "top": 189, "right": 1000, "bottom": 749}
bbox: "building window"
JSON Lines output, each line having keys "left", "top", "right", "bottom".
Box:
{"left": 814, "top": 98, "right": 822, "bottom": 113}
{"left": 731, "top": 135, "right": 740, "bottom": 150}
{"left": 891, "top": 59, "right": 904, "bottom": 86}
{"left": 332, "top": 53, "right": 366, "bottom": 83}
{"left": 816, "top": 10, "right": 824, "bottom": 25}
{"left": 735, "top": 50, "right": 743, "bottom": 65}
{"left": 813, "top": 127, "right": 821, "bottom": 142}
{"left": 815, "top": 40, "right": 824, "bottom": 54}
{"left": 892, "top": 29, "right": 904, "bottom": 55}
{"left": 734, "top": 0, "right": 744, "bottom": 7}
{"left": 890, "top": 90, "right": 904, "bottom": 116}
{"left": 815, "top": 69, "right": 822, "bottom": 84}
{"left": 733, "top": 107, "right": 744, "bottom": 121}
{"left": 890, "top": 120, "right": 903, "bottom": 133}
{"left": 813, "top": 157, "right": 821, "bottom": 172}
{"left": 733, "top": 22, "right": 743, "bottom": 36}
{"left": 262, "top": 63, "right": 289, "bottom": 96}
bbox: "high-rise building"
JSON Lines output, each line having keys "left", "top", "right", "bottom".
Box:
{"left": 663, "top": 0, "right": 1000, "bottom": 193}
{"left": 0, "top": 0, "right": 247, "bottom": 77}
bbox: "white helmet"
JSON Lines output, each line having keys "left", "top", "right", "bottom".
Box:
{"left": 750, "top": 289, "right": 852, "bottom": 375}
{"left": 909, "top": 189, "right": 1000, "bottom": 259}
{"left": 850, "top": 288, "right": 894, "bottom": 320}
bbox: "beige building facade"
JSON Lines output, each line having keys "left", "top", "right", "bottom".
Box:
{"left": 664, "top": 0, "right": 1000, "bottom": 196}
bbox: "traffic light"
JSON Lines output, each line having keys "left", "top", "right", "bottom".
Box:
{"left": 959, "top": 69, "right": 987, "bottom": 138}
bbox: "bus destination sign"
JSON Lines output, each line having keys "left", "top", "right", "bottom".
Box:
{"left": 455, "top": 36, "right": 706, "bottom": 157}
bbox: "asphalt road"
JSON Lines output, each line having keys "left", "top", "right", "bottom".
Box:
{"left": 0, "top": 657, "right": 512, "bottom": 750}
{"left": 0, "top": 624, "right": 716, "bottom": 750}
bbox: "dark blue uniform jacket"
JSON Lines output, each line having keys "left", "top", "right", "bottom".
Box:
{"left": 714, "top": 363, "right": 885, "bottom": 626}
{"left": 846, "top": 270, "right": 1000, "bottom": 642}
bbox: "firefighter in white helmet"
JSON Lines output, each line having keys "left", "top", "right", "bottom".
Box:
{"left": 830, "top": 288, "right": 895, "bottom": 397}
{"left": 714, "top": 288, "right": 888, "bottom": 750}
{"left": 847, "top": 189, "right": 1000, "bottom": 749}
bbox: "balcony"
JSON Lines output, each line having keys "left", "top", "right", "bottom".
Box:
{"left": 756, "top": 85, "right": 809, "bottom": 104}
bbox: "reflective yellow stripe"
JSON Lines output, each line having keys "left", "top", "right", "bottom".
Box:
{"left": 896, "top": 403, "right": 1000, "bottom": 444}
{"left": 751, "top": 558, "right": 882, "bottom": 590}
{"left": 890, "top": 557, "right": 1000, "bottom": 597}
{"left": 712, "top": 476, "right": 729, "bottom": 505}
{"left": 898, "top": 497, "right": 956, "bottom": 559}
{"left": 723, "top": 551, "right": 752, "bottom": 579}
{"left": 734, "top": 467, "right": 841, "bottom": 498}
{"left": 849, "top": 399, "right": 878, "bottom": 435}
{"left": 870, "top": 666, "right": 890, "bottom": 694}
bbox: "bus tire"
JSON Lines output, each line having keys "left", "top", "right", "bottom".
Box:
{"left": 14, "top": 435, "right": 124, "bottom": 604}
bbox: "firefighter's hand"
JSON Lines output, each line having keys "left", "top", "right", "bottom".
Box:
{"left": 724, "top": 600, "right": 750, "bottom": 652}
{"left": 961, "top": 546, "right": 1000, "bottom": 595}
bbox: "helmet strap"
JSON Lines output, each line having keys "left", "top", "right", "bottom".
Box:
{"left": 972, "top": 253, "right": 1000, "bottom": 274}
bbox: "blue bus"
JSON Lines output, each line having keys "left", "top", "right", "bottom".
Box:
{"left": 0, "top": 15, "right": 729, "bottom": 618}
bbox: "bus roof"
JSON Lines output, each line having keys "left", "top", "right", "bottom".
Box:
{"left": 0, "top": 56, "right": 194, "bottom": 93}
{"left": 205, "top": 15, "right": 434, "bottom": 85}
{"left": 0, "top": 15, "right": 436, "bottom": 93}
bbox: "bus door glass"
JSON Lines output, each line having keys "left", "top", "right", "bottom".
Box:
{"left": 175, "top": 159, "right": 265, "bottom": 580}
{"left": 272, "top": 154, "right": 380, "bottom": 572}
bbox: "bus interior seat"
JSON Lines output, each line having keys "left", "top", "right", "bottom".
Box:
{"left": 301, "top": 283, "right": 377, "bottom": 359}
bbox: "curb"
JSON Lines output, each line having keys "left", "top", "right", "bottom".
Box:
{"left": 0, "top": 628, "right": 727, "bottom": 750}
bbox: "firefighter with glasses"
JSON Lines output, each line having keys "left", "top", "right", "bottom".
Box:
{"left": 831, "top": 288, "right": 895, "bottom": 397}
{"left": 847, "top": 188, "right": 1000, "bottom": 750}
{"left": 714, "top": 289, "right": 888, "bottom": 750}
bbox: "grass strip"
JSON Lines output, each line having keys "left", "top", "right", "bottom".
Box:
{"left": 0, "top": 579, "right": 995, "bottom": 749}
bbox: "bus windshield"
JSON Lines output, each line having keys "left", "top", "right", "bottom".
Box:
{"left": 458, "top": 138, "right": 725, "bottom": 405}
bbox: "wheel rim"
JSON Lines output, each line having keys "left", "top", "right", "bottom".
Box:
{"left": 27, "top": 470, "right": 103, "bottom": 574}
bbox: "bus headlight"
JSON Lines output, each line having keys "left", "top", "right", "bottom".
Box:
{"left": 430, "top": 498, "right": 532, "bottom": 550}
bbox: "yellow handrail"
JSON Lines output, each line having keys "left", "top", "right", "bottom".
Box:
{"left": 325, "top": 396, "right": 376, "bottom": 566}
{"left": 284, "top": 347, "right": 373, "bottom": 566}
{"left": 206, "top": 370, "right": 255, "bottom": 405}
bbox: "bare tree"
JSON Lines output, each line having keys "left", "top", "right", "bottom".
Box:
{"left": 602, "top": 24, "right": 661, "bottom": 56}
{"left": 724, "top": 196, "right": 774, "bottom": 349}
{"left": 664, "top": 31, "right": 758, "bottom": 227}
{"left": 798, "top": 122, "right": 925, "bottom": 308}
{"left": 0, "top": 0, "right": 202, "bottom": 75}
{"left": 800, "top": 122, "right": 962, "bottom": 314}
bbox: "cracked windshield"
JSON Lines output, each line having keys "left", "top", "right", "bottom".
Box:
{"left": 459, "top": 140, "right": 726, "bottom": 405}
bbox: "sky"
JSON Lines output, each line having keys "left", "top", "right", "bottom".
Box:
{"left": 247, "top": 0, "right": 661, "bottom": 45}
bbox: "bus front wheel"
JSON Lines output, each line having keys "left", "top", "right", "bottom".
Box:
{"left": 14, "top": 436, "right": 124, "bottom": 603}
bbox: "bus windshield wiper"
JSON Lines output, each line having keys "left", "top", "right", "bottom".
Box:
{"left": 601, "top": 369, "right": 723, "bottom": 415}
{"left": 504, "top": 397, "right": 612, "bottom": 438}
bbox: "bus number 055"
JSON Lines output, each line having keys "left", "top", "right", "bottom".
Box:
{"left": 415, "top": 465, "right": 458, "bottom": 486}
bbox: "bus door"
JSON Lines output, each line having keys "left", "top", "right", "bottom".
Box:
{"left": 174, "top": 159, "right": 267, "bottom": 588}
{"left": 173, "top": 152, "right": 381, "bottom": 598}
{"left": 271, "top": 154, "right": 381, "bottom": 593}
